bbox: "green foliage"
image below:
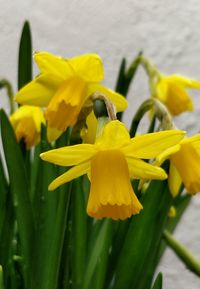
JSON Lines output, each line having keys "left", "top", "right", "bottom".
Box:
{"left": 152, "top": 273, "right": 163, "bottom": 289}
{"left": 18, "top": 21, "right": 32, "bottom": 89}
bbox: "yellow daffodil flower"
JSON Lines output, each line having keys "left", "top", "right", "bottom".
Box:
{"left": 10, "top": 105, "right": 45, "bottom": 149}
{"left": 166, "top": 134, "right": 200, "bottom": 196}
{"left": 155, "top": 74, "right": 200, "bottom": 116}
{"left": 15, "top": 52, "right": 127, "bottom": 142}
{"left": 40, "top": 120, "right": 184, "bottom": 220}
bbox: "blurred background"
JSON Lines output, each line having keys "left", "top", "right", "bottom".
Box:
{"left": 0, "top": 0, "right": 200, "bottom": 288}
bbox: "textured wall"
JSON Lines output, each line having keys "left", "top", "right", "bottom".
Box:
{"left": 1, "top": 1, "right": 200, "bottom": 288}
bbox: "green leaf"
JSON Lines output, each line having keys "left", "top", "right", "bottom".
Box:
{"left": 115, "top": 58, "right": 126, "bottom": 94}
{"left": 31, "top": 126, "right": 59, "bottom": 289}
{"left": 71, "top": 178, "right": 87, "bottom": 289}
{"left": 0, "top": 155, "right": 8, "bottom": 237}
{"left": 116, "top": 52, "right": 142, "bottom": 121}
{"left": 92, "top": 224, "right": 113, "bottom": 289}
{"left": 18, "top": 21, "right": 32, "bottom": 90}
{"left": 0, "top": 193, "right": 15, "bottom": 288}
{"left": 41, "top": 182, "right": 72, "bottom": 289}
{"left": 83, "top": 219, "right": 113, "bottom": 289}
{"left": 124, "top": 51, "right": 142, "bottom": 96}
{"left": 0, "top": 109, "right": 35, "bottom": 286}
{"left": 152, "top": 273, "right": 162, "bottom": 289}
{"left": 33, "top": 128, "right": 72, "bottom": 289}
{"left": 105, "top": 219, "right": 130, "bottom": 286}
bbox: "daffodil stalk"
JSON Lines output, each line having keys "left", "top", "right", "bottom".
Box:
{"left": 0, "top": 266, "right": 4, "bottom": 289}
{"left": 91, "top": 91, "right": 117, "bottom": 120}
{"left": 0, "top": 79, "right": 15, "bottom": 114}
{"left": 163, "top": 230, "right": 200, "bottom": 276}
{"left": 130, "top": 97, "right": 174, "bottom": 137}
{"left": 139, "top": 55, "right": 161, "bottom": 80}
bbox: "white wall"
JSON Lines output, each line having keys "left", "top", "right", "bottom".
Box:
{"left": 1, "top": 1, "right": 200, "bottom": 288}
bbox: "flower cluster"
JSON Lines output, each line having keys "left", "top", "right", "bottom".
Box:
{"left": 10, "top": 51, "right": 200, "bottom": 220}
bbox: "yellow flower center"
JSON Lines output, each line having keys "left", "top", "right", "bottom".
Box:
{"left": 15, "top": 117, "right": 38, "bottom": 148}
{"left": 87, "top": 150, "right": 143, "bottom": 220}
{"left": 45, "top": 76, "right": 87, "bottom": 131}
{"left": 171, "top": 142, "right": 200, "bottom": 194}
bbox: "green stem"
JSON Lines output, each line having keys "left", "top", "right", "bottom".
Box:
{"left": 125, "top": 51, "right": 143, "bottom": 86}
{"left": 163, "top": 230, "right": 200, "bottom": 276}
{"left": 130, "top": 98, "right": 174, "bottom": 137}
{"left": 0, "top": 79, "right": 14, "bottom": 114}
{"left": 0, "top": 266, "right": 5, "bottom": 289}
{"left": 139, "top": 55, "right": 161, "bottom": 79}
{"left": 130, "top": 99, "right": 154, "bottom": 137}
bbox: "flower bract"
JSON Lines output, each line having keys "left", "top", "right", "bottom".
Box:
{"left": 40, "top": 120, "right": 184, "bottom": 220}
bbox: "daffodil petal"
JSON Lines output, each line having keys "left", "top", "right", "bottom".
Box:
{"left": 166, "top": 75, "right": 200, "bottom": 89}
{"left": 168, "top": 162, "right": 182, "bottom": 197}
{"left": 69, "top": 54, "right": 104, "bottom": 82}
{"left": 81, "top": 111, "right": 98, "bottom": 144}
{"left": 15, "top": 73, "right": 62, "bottom": 106}
{"left": 87, "top": 83, "right": 128, "bottom": 112}
{"left": 48, "top": 162, "right": 90, "bottom": 190}
{"left": 9, "top": 105, "right": 32, "bottom": 120}
{"left": 34, "top": 51, "right": 74, "bottom": 80}
{"left": 32, "top": 108, "right": 45, "bottom": 132}
{"left": 126, "top": 157, "right": 167, "bottom": 180}
{"left": 40, "top": 144, "right": 97, "bottom": 166}
{"left": 47, "top": 126, "right": 63, "bottom": 142}
{"left": 155, "top": 144, "right": 180, "bottom": 165}
{"left": 95, "top": 120, "right": 130, "bottom": 148}
{"left": 156, "top": 78, "right": 168, "bottom": 102}
{"left": 182, "top": 134, "right": 200, "bottom": 154}
{"left": 122, "top": 130, "right": 185, "bottom": 159}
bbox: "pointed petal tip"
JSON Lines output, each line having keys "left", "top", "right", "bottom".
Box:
{"left": 48, "top": 183, "right": 56, "bottom": 191}
{"left": 157, "top": 168, "right": 168, "bottom": 180}
{"left": 40, "top": 152, "right": 49, "bottom": 161}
